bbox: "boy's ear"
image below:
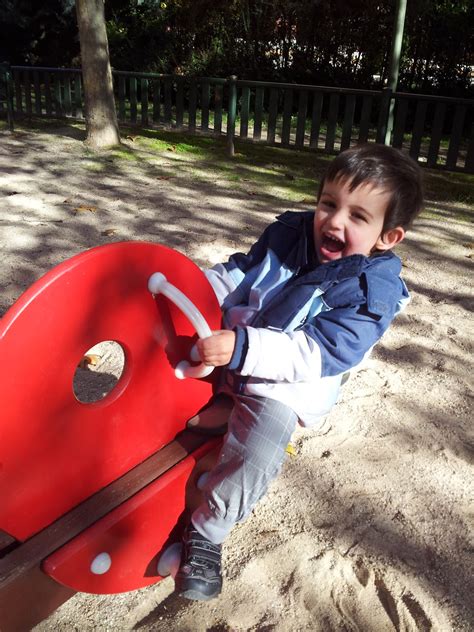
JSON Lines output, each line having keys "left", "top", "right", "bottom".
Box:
{"left": 375, "top": 226, "right": 405, "bottom": 251}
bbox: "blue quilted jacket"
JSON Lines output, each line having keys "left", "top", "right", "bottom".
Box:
{"left": 205, "top": 211, "right": 409, "bottom": 426}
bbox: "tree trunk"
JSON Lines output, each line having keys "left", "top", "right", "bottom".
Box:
{"left": 75, "top": 0, "right": 120, "bottom": 148}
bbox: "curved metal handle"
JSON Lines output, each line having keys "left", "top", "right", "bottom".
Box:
{"left": 148, "top": 272, "right": 214, "bottom": 380}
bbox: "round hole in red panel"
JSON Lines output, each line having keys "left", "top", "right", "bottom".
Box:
{"left": 73, "top": 340, "right": 126, "bottom": 404}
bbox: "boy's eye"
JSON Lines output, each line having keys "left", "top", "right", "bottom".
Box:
{"left": 352, "top": 212, "right": 368, "bottom": 222}
{"left": 321, "top": 199, "right": 336, "bottom": 209}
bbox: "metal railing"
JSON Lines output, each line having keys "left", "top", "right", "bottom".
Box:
{"left": 1, "top": 64, "right": 473, "bottom": 173}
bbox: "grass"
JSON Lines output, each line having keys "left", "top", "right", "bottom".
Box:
{"left": 121, "top": 125, "right": 331, "bottom": 201}
{"left": 422, "top": 170, "right": 474, "bottom": 223}
{"left": 118, "top": 125, "right": 474, "bottom": 215}
{"left": 424, "top": 170, "right": 474, "bottom": 205}
{"left": 2, "top": 116, "right": 473, "bottom": 220}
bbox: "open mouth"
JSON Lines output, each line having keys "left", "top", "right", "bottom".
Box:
{"left": 321, "top": 234, "right": 345, "bottom": 253}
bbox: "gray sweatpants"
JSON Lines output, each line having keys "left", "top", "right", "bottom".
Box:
{"left": 191, "top": 394, "right": 298, "bottom": 544}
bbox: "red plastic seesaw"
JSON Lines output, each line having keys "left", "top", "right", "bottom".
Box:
{"left": 0, "top": 242, "right": 223, "bottom": 630}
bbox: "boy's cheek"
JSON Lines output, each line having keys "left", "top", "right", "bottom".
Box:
{"left": 313, "top": 217, "right": 323, "bottom": 242}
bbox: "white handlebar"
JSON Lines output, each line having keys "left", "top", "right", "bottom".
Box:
{"left": 148, "top": 272, "right": 214, "bottom": 380}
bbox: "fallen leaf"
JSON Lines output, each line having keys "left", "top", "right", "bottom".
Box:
{"left": 73, "top": 205, "right": 97, "bottom": 214}
{"left": 126, "top": 135, "right": 136, "bottom": 141}
{"left": 101, "top": 228, "right": 117, "bottom": 236}
{"left": 285, "top": 443, "right": 297, "bottom": 457}
{"left": 167, "top": 145, "right": 177, "bottom": 152}
{"left": 63, "top": 198, "right": 72, "bottom": 204}
{"left": 157, "top": 176, "right": 173, "bottom": 180}
{"left": 78, "top": 354, "right": 101, "bottom": 369}
{"left": 300, "top": 198, "right": 315, "bottom": 204}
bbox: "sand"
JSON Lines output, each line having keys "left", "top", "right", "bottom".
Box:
{"left": 0, "top": 125, "right": 473, "bottom": 631}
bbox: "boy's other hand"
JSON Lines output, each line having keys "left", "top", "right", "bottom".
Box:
{"left": 196, "top": 330, "right": 236, "bottom": 366}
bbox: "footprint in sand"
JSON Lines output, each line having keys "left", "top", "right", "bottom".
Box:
{"left": 228, "top": 538, "right": 451, "bottom": 632}
{"left": 299, "top": 551, "right": 446, "bottom": 631}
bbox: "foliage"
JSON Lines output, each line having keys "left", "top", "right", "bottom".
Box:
{"left": 0, "top": 0, "right": 78, "bottom": 66}
{"left": 1, "top": 0, "right": 473, "bottom": 97}
{"left": 401, "top": 0, "right": 474, "bottom": 96}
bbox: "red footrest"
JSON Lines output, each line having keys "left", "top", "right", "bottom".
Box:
{"left": 43, "top": 439, "right": 221, "bottom": 594}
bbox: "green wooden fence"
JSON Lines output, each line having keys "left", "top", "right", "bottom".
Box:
{"left": 1, "top": 65, "right": 473, "bottom": 173}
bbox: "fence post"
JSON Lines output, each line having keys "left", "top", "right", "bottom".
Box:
{"left": 384, "top": 93, "right": 396, "bottom": 146}
{"left": 0, "top": 62, "right": 14, "bottom": 132}
{"left": 376, "top": 86, "right": 393, "bottom": 144}
{"left": 385, "top": 0, "right": 406, "bottom": 145}
{"left": 227, "top": 75, "right": 237, "bottom": 157}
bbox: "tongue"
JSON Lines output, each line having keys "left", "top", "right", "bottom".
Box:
{"left": 323, "top": 236, "right": 344, "bottom": 252}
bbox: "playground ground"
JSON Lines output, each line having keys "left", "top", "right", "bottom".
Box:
{"left": 1, "top": 122, "right": 473, "bottom": 631}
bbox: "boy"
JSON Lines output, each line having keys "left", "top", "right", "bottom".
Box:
{"left": 175, "top": 143, "right": 424, "bottom": 601}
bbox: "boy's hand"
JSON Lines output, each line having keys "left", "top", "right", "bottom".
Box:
{"left": 196, "top": 330, "right": 236, "bottom": 366}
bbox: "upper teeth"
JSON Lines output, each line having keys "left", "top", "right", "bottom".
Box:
{"left": 326, "top": 235, "right": 343, "bottom": 244}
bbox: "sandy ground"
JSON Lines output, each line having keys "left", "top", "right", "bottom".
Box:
{"left": 1, "top": 125, "right": 473, "bottom": 631}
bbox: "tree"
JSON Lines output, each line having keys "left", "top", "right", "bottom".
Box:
{"left": 75, "top": 0, "right": 120, "bottom": 148}
{"left": 2, "top": 1, "right": 473, "bottom": 98}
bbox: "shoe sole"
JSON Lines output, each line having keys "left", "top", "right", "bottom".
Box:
{"left": 179, "top": 588, "right": 221, "bottom": 601}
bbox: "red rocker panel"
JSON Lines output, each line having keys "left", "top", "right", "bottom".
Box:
{"left": 42, "top": 440, "right": 221, "bottom": 594}
{"left": 0, "top": 242, "right": 221, "bottom": 541}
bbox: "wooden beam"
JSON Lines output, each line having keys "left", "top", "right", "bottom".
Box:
{"left": 0, "top": 566, "right": 75, "bottom": 632}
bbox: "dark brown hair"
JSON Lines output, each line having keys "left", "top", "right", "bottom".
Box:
{"left": 317, "top": 144, "right": 424, "bottom": 231}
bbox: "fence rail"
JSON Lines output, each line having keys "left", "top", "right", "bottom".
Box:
{"left": 1, "top": 64, "right": 473, "bottom": 173}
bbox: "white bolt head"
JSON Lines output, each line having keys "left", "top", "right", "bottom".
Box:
{"left": 90, "top": 552, "right": 112, "bottom": 575}
{"left": 157, "top": 542, "right": 182, "bottom": 578}
{"left": 197, "top": 471, "right": 209, "bottom": 490}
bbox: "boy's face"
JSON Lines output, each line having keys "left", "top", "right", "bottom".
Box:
{"left": 314, "top": 177, "right": 396, "bottom": 263}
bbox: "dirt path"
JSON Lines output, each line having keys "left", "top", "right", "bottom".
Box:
{"left": 1, "top": 125, "right": 473, "bottom": 631}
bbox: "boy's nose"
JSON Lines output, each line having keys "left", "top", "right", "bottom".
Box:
{"left": 326, "top": 209, "right": 345, "bottom": 228}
